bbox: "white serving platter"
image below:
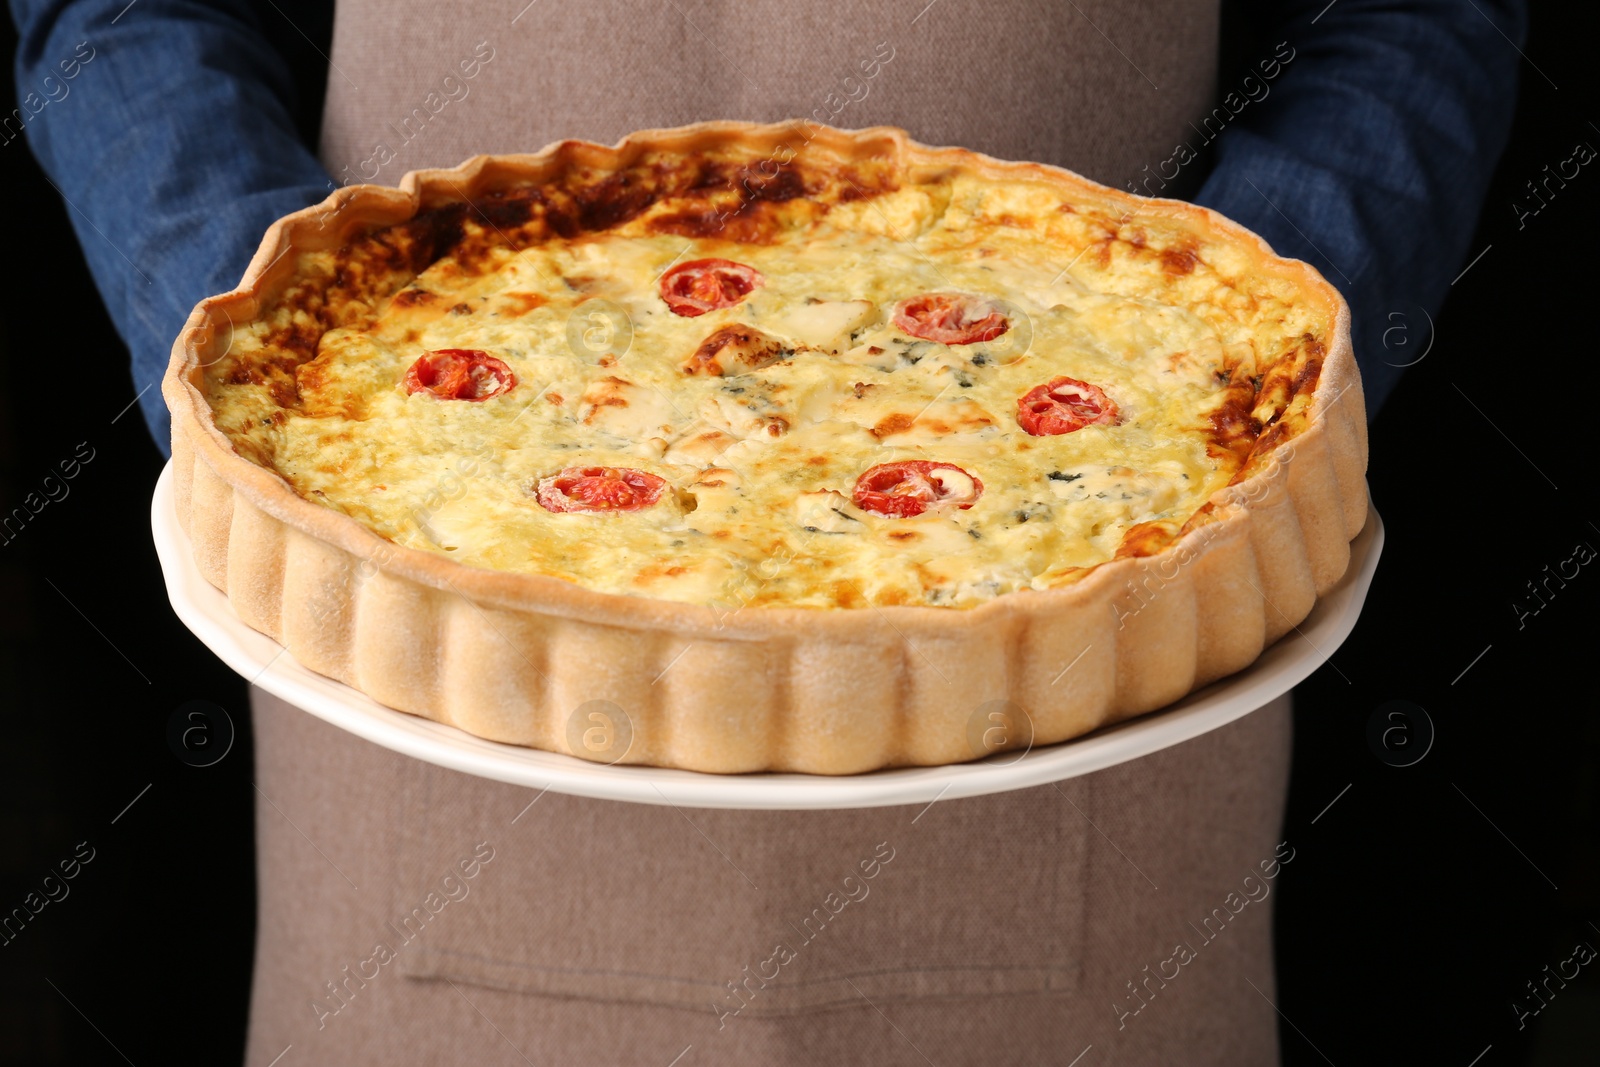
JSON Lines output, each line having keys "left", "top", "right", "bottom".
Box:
{"left": 153, "top": 462, "right": 1382, "bottom": 810}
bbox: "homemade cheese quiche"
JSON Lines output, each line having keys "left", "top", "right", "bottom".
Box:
{"left": 164, "top": 122, "right": 1367, "bottom": 774}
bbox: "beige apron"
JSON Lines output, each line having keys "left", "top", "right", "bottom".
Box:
{"left": 245, "top": 2, "right": 1289, "bottom": 1063}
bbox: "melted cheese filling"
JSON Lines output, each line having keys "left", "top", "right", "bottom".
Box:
{"left": 214, "top": 173, "right": 1317, "bottom": 609}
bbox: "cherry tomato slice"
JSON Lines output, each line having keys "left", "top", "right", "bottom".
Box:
{"left": 404, "top": 349, "right": 516, "bottom": 401}
{"left": 535, "top": 466, "right": 668, "bottom": 514}
{"left": 1017, "top": 376, "right": 1119, "bottom": 435}
{"left": 892, "top": 293, "right": 1009, "bottom": 345}
{"left": 852, "top": 461, "right": 984, "bottom": 518}
{"left": 659, "top": 258, "right": 764, "bottom": 317}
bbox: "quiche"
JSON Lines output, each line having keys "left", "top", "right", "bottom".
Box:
{"left": 163, "top": 122, "right": 1368, "bottom": 774}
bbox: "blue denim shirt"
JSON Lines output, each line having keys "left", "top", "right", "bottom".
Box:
{"left": 9, "top": 0, "right": 1527, "bottom": 452}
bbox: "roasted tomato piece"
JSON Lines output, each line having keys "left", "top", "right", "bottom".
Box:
{"left": 404, "top": 349, "right": 516, "bottom": 401}
{"left": 852, "top": 460, "right": 984, "bottom": 518}
{"left": 1016, "top": 376, "right": 1118, "bottom": 435}
{"left": 892, "top": 293, "right": 1009, "bottom": 345}
{"left": 659, "top": 258, "right": 764, "bottom": 317}
{"left": 535, "top": 466, "right": 668, "bottom": 514}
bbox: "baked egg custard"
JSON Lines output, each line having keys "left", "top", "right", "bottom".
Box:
{"left": 204, "top": 142, "right": 1333, "bottom": 609}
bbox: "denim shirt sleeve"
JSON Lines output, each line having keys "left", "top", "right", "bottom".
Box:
{"left": 1194, "top": 0, "right": 1528, "bottom": 416}
{"left": 8, "top": 0, "right": 332, "bottom": 453}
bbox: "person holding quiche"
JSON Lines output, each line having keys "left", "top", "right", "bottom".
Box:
{"left": 12, "top": 0, "right": 1526, "bottom": 1064}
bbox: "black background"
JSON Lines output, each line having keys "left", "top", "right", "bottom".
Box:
{"left": 1, "top": 2, "right": 1596, "bottom": 1064}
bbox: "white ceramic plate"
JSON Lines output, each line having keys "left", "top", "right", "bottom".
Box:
{"left": 152, "top": 463, "right": 1382, "bottom": 809}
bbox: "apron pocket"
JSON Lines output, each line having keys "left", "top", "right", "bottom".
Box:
{"left": 392, "top": 765, "right": 1088, "bottom": 1016}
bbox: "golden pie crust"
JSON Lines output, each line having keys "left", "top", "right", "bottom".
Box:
{"left": 163, "top": 122, "right": 1368, "bottom": 774}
